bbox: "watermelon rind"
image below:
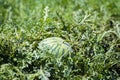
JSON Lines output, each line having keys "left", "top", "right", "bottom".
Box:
{"left": 38, "top": 37, "right": 73, "bottom": 58}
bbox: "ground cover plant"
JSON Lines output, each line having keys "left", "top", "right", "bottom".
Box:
{"left": 0, "top": 0, "right": 120, "bottom": 80}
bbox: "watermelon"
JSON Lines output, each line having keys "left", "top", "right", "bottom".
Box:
{"left": 38, "top": 37, "right": 73, "bottom": 58}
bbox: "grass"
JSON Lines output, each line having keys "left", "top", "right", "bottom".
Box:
{"left": 0, "top": 0, "right": 120, "bottom": 80}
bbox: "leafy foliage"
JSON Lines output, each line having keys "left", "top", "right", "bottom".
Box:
{"left": 0, "top": 0, "right": 120, "bottom": 80}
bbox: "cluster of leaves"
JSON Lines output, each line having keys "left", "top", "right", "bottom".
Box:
{"left": 0, "top": 0, "right": 120, "bottom": 80}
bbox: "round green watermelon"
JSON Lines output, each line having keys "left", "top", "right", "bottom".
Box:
{"left": 38, "top": 37, "right": 73, "bottom": 58}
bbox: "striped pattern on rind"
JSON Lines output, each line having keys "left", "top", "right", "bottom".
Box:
{"left": 38, "top": 37, "right": 73, "bottom": 58}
